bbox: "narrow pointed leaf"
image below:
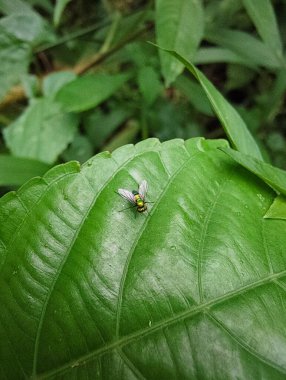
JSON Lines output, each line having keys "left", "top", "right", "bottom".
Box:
{"left": 206, "top": 28, "right": 282, "bottom": 69}
{"left": 53, "top": 0, "right": 71, "bottom": 27}
{"left": 1, "top": 138, "right": 286, "bottom": 379}
{"left": 243, "top": 0, "right": 284, "bottom": 64}
{"left": 221, "top": 147, "right": 286, "bottom": 195}
{"left": 160, "top": 48, "right": 262, "bottom": 160}
{"left": 264, "top": 195, "right": 286, "bottom": 220}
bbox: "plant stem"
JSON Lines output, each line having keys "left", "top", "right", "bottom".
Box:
{"left": 74, "top": 21, "right": 153, "bottom": 75}
{"left": 99, "top": 11, "right": 122, "bottom": 54}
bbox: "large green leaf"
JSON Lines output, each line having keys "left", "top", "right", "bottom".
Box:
{"left": 221, "top": 147, "right": 286, "bottom": 222}
{"left": 1, "top": 138, "right": 286, "bottom": 379}
{"left": 155, "top": 0, "right": 204, "bottom": 86}
{"left": 3, "top": 98, "right": 79, "bottom": 164}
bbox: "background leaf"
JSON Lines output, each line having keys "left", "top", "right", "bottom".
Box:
{"left": 3, "top": 98, "right": 79, "bottom": 164}
{"left": 161, "top": 48, "right": 263, "bottom": 160}
{"left": 155, "top": 0, "right": 204, "bottom": 86}
{"left": 53, "top": 0, "right": 71, "bottom": 27}
{"left": 243, "top": 0, "right": 284, "bottom": 64}
{"left": 0, "top": 12, "right": 55, "bottom": 100}
{"left": 264, "top": 195, "right": 286, "bottom": 220}
{"left": 137, "top": 66, "right": 162, "bottom": 106}
{"left": 0, "top": 0, "right": 33, "bottom": 15}
{"left": 42, "top": 71, "right": 77, "bottom": 98}
{"left": 0, "top": 155, "right": 50, "bottom": 186}
{"left": 205, "top": 29, "right": 282, "bottom": 69}
{"left": 175, "top": 75, "right": 213, "bottom": 116}
{"left": 83, "top": 107, "right": 132, "bottom": 150}
{"left": 1, "top": 138, "right": 286, "bottom": 378}
{"left": 55, "top": 73, "right": 131, "bottom": 112}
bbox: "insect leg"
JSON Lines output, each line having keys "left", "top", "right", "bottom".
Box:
{"left": 118, "top": 205, "right": 137, "bottom": 212}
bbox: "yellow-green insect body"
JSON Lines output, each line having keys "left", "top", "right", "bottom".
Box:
{"left": 118, "top": 180, "right": 149, "bottom": 213}
{"left": 132, "top": 191, "right": 147, "bottom": 213}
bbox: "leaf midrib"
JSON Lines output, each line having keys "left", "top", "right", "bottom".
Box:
{"left": 115, "top": 148, "right": 197, "bottom": 338}
{"left": 39, "top": 268, "right": 286, "bottom": 379}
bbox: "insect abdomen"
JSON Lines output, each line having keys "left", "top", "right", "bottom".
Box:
{"left": 137, "top": 204, "right": 147, "bottom": 213}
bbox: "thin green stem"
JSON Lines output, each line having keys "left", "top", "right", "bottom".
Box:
{"left": 99, "top": 11, "right": 122, "bottom": 54}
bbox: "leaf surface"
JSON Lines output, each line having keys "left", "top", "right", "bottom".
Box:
{"left": 1, "top": 138, "right": 286, "bottom": 379}
{"left": 221, "top": 147, "right": 286, "bottom": 195}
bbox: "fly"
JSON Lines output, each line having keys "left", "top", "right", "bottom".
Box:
{"left": 117, "top": 180, "right": 150, "bottom": 214}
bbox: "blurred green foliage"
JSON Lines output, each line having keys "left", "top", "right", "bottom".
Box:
{"left": 0, "top": 0, "right": 286, "bottom": 192}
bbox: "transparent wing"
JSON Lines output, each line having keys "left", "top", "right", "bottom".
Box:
{"left": 139, "top": 180, "right": 148, "bottom": 199}
{"left": 117, "top": 188, "right": 136, "bottom": 204}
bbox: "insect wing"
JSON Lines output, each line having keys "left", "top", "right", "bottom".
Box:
{"left": 138, "top": 180, "right": 148, "bottom": 199}
{"left": 117, "top": 188, "right": 136, "bottom": 205}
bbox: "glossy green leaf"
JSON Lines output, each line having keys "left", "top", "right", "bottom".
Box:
{"left": 243, "top": 0, "right": 284, "bottom": 64}
{"left": 3, "top": 98, "right": 79, "bottom": 164}
{"left": 264, "top": 195, "right": 286, "bottom": 220}
{"left": 221, "top": 147, "right": 286, "bottom": 195}
{"left": 160, "top": 48, "right": 263, "bottom": 160}
{"left": 155, "top": 0, "right": 204, "bottom": 86}
{"left": 1, "top": 137, "right": 286, "bottom": 379}
{"left": 0, "top": 155, "right": 50, "bottom": 186}
{"left": 55, "top": 73, "right": 131, "bottom": 113}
